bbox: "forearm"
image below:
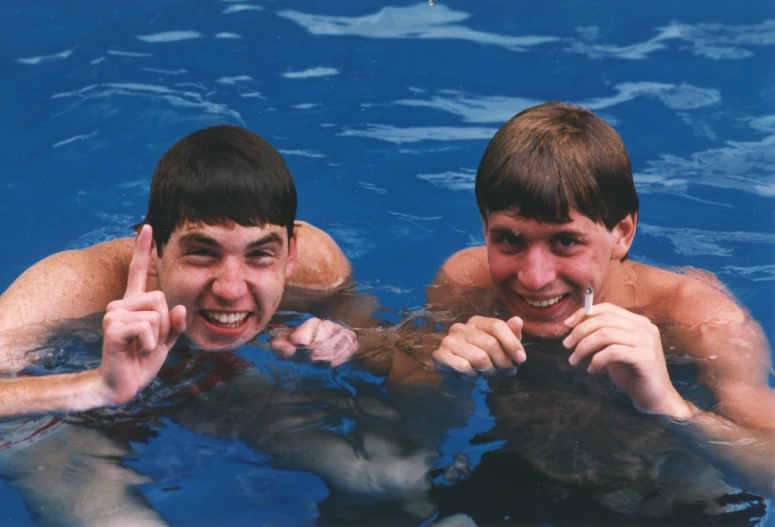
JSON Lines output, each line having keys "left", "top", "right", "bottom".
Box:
{"left": 666, "top": 405, "right": 775, "bottom": 500}
{"left": 0, "top": 370, "right": 111, "bottom": 418}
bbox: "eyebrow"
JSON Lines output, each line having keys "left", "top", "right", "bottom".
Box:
{"left": 178, "top": 232, "right": 284, "bottom": 250}
{"left": 488, "top": 226, "right": 587, "bottom": 238}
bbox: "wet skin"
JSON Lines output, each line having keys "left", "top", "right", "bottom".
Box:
{"left": 484, "top": 208, "right": 633, "bottom": 338}
{"left": 149, "top": 221, "right": 297, "bottom": 351}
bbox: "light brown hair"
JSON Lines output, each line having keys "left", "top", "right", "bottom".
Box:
{"left": 475, "top": 102, "right": 639, "bottom": 231}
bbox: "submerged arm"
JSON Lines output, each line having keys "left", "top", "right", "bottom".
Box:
{"left": 3, "top": 423, "right": 167, "bottom": 526}
{"left": 665, "top": 399, "right": 775, "bottom": 499}
{"left": 664, "top": 298, "right": 775, "bottom": 499}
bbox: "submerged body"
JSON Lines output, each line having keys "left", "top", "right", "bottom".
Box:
{"left": 427, "top": 103, "right": 775, "bottom": 516}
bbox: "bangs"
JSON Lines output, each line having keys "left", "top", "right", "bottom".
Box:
{"left": 172, "top": 167, "right": 296, "bottom": 231}
{"left": 476, "top": 137, "right": 605, "bottom": 226}
{"left": 141, "top": 124, "right": 298, "bottom": 253}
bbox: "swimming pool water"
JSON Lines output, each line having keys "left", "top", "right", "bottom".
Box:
{"left": 1, "top": 0, "right": 774, "bottom": 525}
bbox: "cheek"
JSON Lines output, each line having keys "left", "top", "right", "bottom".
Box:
{"left": 252, "top": 270, "right": 287, "bottom": 304}
{"left": 487, "top": 250, "right": 515, "bottom": 283}
{"left": 559, "top": 252, "right": 602, "bottom": 283}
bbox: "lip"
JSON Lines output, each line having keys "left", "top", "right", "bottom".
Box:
{"left": 514, "top": 292, "right": 573, "bottom": 320}
{"left": 198, "top": 310, "right": 253, "bottom": 338}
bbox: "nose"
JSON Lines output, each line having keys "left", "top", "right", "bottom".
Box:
{"left": 517, "top": 245, "right": 557, "bottom": 291}
{"left": 211, "top": 259, "right": 249, "bottom": 301}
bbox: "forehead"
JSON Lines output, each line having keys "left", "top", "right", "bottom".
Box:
{"left": 487, "top": 208, "right": 604, "bottom": 234}
{"left": 170, "top": 221, "right": 289, "bottom": 246}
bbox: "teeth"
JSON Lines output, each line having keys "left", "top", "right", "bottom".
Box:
{"left": 524, "top": 295, "right": 565, "bottom": 308}
{"left": 203, "top": 311, "right": 249, "bottom": 326}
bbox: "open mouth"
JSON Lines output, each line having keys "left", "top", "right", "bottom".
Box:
{"left": 521, "top": 293, "right": 571, "bottom": 309}
{"left": 200, "top": 310, "right": 251, "bottom": 329}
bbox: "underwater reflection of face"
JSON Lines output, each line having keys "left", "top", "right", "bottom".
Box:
{"left": 485, "top": 208, "right": 632, "bottom": 338}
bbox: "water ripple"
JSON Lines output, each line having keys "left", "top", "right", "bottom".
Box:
{"left": 277, "top": 4, "right": 559, "bottom": 51}
{"left": 135, "top": 31, "right": 203, "bottom": 43}
{"left": 16, "top": 49, "right": 73, "bottom": 65}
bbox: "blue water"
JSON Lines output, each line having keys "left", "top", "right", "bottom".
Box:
{"left": 1, "top": 0, "right": 774, "bottom": 525}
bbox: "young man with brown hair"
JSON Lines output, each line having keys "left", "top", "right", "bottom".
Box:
{"left": 429, "top": 102, "right": 774, "bottom": 505}
{"left": 0, "top": 124, "right": 357, "bottom": 418}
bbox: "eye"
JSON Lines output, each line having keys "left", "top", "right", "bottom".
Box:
{"left": 187, "top": 248, "right": 214, "bottom": 257}
{"left": 492, "top": 231, "right": 525, "bottom": 252}
{"left": 553, "top": 235, "right": 579, "bottom": 250}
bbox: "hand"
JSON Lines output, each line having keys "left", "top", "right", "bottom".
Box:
{"left": 270, "top": 318, "right": 358, "bottom": 367}
{"left": 99, "top": 225, "right": 187, "bottom": 405}
{"left": 432, "top": 316, "right": 525, "bottom": 376}
{"left": 563, "top": 302, "right": 693, "bottom": 419}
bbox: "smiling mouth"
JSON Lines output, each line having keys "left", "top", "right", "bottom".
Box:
{"left": 201, "top": 310, "right": 251, "bottom": 328}
{"left": 521, "top": 293, "right": 571, "bottom": 308}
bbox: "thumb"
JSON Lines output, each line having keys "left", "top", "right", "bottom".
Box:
{"left": 507, "top": 316, "right": 523, "bottom": 340}
{"left": 165, "top": 305, "right": 187, "bottom": 348}
{"left": 289, "top": 318, "right": 322, "bottom": 348}
{"left": 269, "top": 331, "right": 298, "bottom": 358}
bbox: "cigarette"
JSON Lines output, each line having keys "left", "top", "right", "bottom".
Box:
{"left": 584, "top": 286, "right": 593, "bottom": 315}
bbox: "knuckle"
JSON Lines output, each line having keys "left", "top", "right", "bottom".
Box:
{"left": 469, "top": 351, "right": 490, "bottom": 369}
{"left": 457, "top": 362, "right": 473, "bottom": 373}
{"left": 492, "top": 318, "right": 507, "bottom": 331}
{"left": 449, "top": 323, "right": 466, "bottom": 335}
{"left": 151, "top": 291, "right": 166, "bottom": 303}
{"left": 481, "top": 334, "right": 499, "bottom": 353}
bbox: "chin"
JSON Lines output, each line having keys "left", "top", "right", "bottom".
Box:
{"left": 186, "top": 332, "right": 256, "bottom": 352}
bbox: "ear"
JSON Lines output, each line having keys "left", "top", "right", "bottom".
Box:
{"left": 611, "top": 212, "right": 637, "bottom": 260}
{"left": 285, "top": 229, "right": 298, "bottom": 280}
{"left": 148, "top": 238, "right": 160, "bottom": 278}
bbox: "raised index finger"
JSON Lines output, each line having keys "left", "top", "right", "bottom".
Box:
{"left": 125, "top": 224, "right": 153, "bottom": 298}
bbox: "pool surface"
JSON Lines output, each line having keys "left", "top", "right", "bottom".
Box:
{"left": 1, "top": 0, "right": 774, "bottom": 525}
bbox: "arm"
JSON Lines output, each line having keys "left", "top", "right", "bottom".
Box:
{"left": 0, "top": 238, "right": 132, "bottom": 335}
{"left": 0, "top": 227, "right": 185, "bottom": 418}
{"left": 564, "top": 280, "right": 775, "bottom": 499}
{"left": 662, "top": 302, "right": 775, "bottom": 499}
{"left": 0, "top": 237, "right": 133, "bottom": 373}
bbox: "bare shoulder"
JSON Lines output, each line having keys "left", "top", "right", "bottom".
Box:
{"left": 426, "top": 246, "right": 498, "bottom": 317}
{"left": 636, "top": 263, "right": 745, "bottom": 327}
{"left": 0, "top": 238, "right": 134, "bottom": 331}
{"left": 434, "top": 246, "right": 491, "bottom": 288}
{"left": 632, "top": 262, "right": 762, "bottom": 366}
{"left": 286, "top": 221, "right": 352, "bottom": 292}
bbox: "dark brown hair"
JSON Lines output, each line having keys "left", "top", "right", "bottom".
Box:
{"left": 475, "top": 102, "right": 638, "bottom": 231}
{"left": 137, "top": 125, "right": 297, "bottom": 254}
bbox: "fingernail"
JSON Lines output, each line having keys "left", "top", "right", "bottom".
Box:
{"left": 568, "top": 354, "right": 576, "bottom": 365}
{"left": 564, "top": 315, "right": 574, "bottom": 326}
{"left": 562, "top": 335, "right": 571, "bottom": 348}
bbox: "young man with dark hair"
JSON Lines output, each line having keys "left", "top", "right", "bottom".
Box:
{"left": 429, "top": 102, "right": 774, "bottom": 506}
{"left": 0, "top": 124, "right": 357, "bottom": 417}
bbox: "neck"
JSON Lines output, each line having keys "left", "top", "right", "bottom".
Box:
{"left": 598, "top": 259, "right": 638, "bottom": 309}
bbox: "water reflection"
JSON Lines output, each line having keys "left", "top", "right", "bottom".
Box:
{"left": 0, "top": 310, "right": 768, "bottom": 526}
